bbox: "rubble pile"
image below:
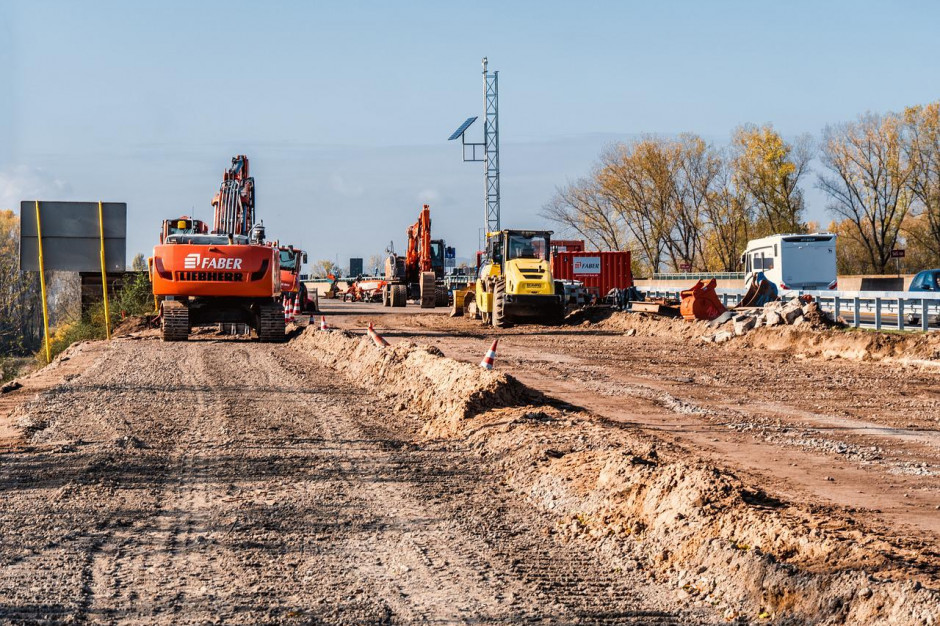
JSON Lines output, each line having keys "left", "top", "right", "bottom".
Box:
{"left": 700, "top": 298, "right": 843, "bottom": 344}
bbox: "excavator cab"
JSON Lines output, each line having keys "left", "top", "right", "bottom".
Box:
{"left": 160, "top": 217, "right": 208, "bottom": 244}
{"left": 474, "top": 230, "right": 563, "bottom": 327}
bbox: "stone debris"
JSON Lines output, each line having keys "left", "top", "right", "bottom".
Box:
{"left": 700, "top": 297, "right": 843, "bottom": 343}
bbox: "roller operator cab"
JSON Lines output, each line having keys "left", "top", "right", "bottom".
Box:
{"left": 475, "top": 230, "right": 565, "bottom": 327}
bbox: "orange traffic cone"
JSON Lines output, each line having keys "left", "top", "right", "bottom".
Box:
{"left": 293, "top": 295, "right": 301, "bottom": 319}
{"left": 283, "top": 297, "right": 290, "bottom": 323}
{"left": 479, "top": 339, "right": 498, "bottom": 370}
{"left": 368, "top": 322, "right": 390, "bottom": 348}
{"left": 320, "top": 315, "right": 329, "bottom": 331}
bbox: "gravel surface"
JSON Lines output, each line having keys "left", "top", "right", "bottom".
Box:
{"left": 0, "top": 337, "right": 719, "bottom": 625}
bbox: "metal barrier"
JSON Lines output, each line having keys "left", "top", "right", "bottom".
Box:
{"left": 636, "top": 287, "right": 940, "bottom": 332}
{"left": 649, "top": 272, "right": 745, "bottom": 281}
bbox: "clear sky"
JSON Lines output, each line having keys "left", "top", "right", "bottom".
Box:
{"left": 2, "top": 0, "right": 939, "bottom": 268}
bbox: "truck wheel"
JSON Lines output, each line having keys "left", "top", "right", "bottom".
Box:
{"left": 436, "top": 286, "right": 449, "bottom": 307}
{"left": 492, "top": 278, "right": 508, "bottom": 328}
{"left": 391, "top": 284, "right": 407, "bottom": 307}
{"left": 298, "top": 283, "right": 309, "bottom": 313}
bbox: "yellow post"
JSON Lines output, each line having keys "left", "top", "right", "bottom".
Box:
{"left": 34, "top": 201, "right": 52, "bottom": 363}
{"left": 97, "top": 201, "right": 111, "bottom": 340}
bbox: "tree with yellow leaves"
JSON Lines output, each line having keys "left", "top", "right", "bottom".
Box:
{"left": 731, "top": 124, "right": 812, "bottom": 237}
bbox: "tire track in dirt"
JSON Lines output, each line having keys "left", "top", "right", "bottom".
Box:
{"left": 0, "top": 337, "right": 721, "bottom": 624}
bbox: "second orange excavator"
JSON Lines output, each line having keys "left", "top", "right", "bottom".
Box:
{"left": 382, "top": 204, "right": 447, "bottom": 308}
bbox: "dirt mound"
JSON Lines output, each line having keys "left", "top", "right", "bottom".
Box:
{"left": 292, "top": 322, "right": 939, "bottom": 623}
{"left": 739, "top": 326, "right": 940, "bottom": 365}
{"left": 291, "top": 327, "right": 535, "bottom": 436}
{"left": 592, "top": 310, "right": 940, "bottom": 365}
{"left": 468, "top": 409, "right": 940, "bottom": 624}
{"left": 112, "top": 315, "right": 153, "bottom": 336}
{"left": 595, "top": 311, "right": 709, "bottom": 339}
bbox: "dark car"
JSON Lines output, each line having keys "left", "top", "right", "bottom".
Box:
{"left": 909, "top": 269, "right": 940, "bottom": 292}
{"left": 907, "top": 269, "right": 940, "bottom": 326}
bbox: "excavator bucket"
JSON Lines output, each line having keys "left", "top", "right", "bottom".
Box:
{"left": 738, "top": 272, "right": 778, "bottom": 308}
{"left": 679, "top": 279, "right": 727, "bottom": 321}
{"left": 449, "top": 284, "right": 476, "bottom": 317}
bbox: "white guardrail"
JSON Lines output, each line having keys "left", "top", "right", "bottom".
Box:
{"left": 635, "top": 287, "right": 940, "bottom": 332}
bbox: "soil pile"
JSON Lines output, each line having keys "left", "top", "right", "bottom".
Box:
{"left": 291, "top": 326, "right": 534, "bottom": 435}
{"left": 592, "top": 309, "right": 940, "bottom": 365}
{"left": 466, "top": 408, "right": 940, "bottom": 624}
{"left": 112, "top": 315, "right": 153, "bottom": 336}
{"left": 296, "top": 322, "right": 940, "bottom": 624}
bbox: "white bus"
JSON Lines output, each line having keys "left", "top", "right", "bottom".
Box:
{"left": 741, "top": 233, "right": 838, "bottom": 291}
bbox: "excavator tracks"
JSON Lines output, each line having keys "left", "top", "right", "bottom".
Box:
{"left": 161, "top": 300, "right": 190, "bottom": 341}
{"left": 257, "top": 301, "right": 287, "bottom": 342}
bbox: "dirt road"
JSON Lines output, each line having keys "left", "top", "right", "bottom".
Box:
{"left": 0, "top": 337, "right": 717, "bottom": 624}
{"left": 330, "top": 301, "right": 940, "bottom": 542}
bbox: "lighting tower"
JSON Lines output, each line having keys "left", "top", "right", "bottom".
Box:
{"left": 448, "top": 57, "right": 500, "bottom": 233}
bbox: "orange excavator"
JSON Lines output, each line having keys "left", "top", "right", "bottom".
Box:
{"left": 383, "top": 204, "right": 447, "bottom": 308}
{"left": 150, "top": 155, "right": 284, "bottom": 341}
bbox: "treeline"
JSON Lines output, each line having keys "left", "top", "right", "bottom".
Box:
{"left": 544, "top": 103, "right": 940, "bottom": 276}
{"left": 0, "top": 210, "right": 44, "bottom": 355}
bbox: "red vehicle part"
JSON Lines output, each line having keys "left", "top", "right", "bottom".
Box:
{"left": 151, "top": 244, "right": 278, "bottom": 299}
{"left": 679, "top": 279, "right": 727, "bottom": 321}
{"left": 551, "top": 251, "right": 633, "bottom": 297}
{"left": 551, "top": 240, "right": 585, "bottom": 254}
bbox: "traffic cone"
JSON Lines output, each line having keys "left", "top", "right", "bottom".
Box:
{"left": 319, "top": 315, "right": 329, "bottom": 331}
{"left": 368, "top": 322, "right": 390, "bottom": 348}
{"left": 283, "top": 297, "right": 290, "bottom": 323}
{"left": 293, "top": 295, "right": 301, "bottom": 319}
{"left": 479, "top": 339, "right": 498, "bottom": 370}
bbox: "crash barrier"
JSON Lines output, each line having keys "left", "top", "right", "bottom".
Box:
{"left": 637, "top": 287, "right": 940, "bottom": 332}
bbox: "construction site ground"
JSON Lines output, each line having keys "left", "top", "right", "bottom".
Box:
{"left": 1, "top": 299, "right": 938, "bottom": 624}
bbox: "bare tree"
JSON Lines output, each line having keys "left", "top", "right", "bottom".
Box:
{"left": 700, "top": 151, "right": 752, "bottom": 272}
{"left": 903, "top": 103, "right": 940, "bottom": 266}
{"left": 818, "top": 113, "right": 915, "bottom": 273}
{"left": 668, "top": 134, "right": 719, "bottom": 270}
{"left": 541, "top": 176, "right": 625, "bottom": 251}
{"left": 596, "top": 140, "right": 675, "bottom": 274}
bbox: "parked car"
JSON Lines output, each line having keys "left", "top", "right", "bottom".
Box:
{"left": 906, "top": 269, "right": 940, "bottom": 326}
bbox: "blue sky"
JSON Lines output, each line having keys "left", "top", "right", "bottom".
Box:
{"left": 2, "top": 0, "right": 939, "bottom": 268}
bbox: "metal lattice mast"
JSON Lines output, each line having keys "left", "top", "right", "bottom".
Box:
{"left": 448, "top": 57, "right": 501, "bottom": 237}
{"left": 483, "top": 57, "right": 500, "bottom": 232}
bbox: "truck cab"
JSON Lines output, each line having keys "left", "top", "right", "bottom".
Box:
{"left": 475, "top": 230, "right": 564, "bottom": 327}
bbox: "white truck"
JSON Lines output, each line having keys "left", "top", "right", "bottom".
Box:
{"left": 741, "top": 233, "right": 838, "bottom": 291}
